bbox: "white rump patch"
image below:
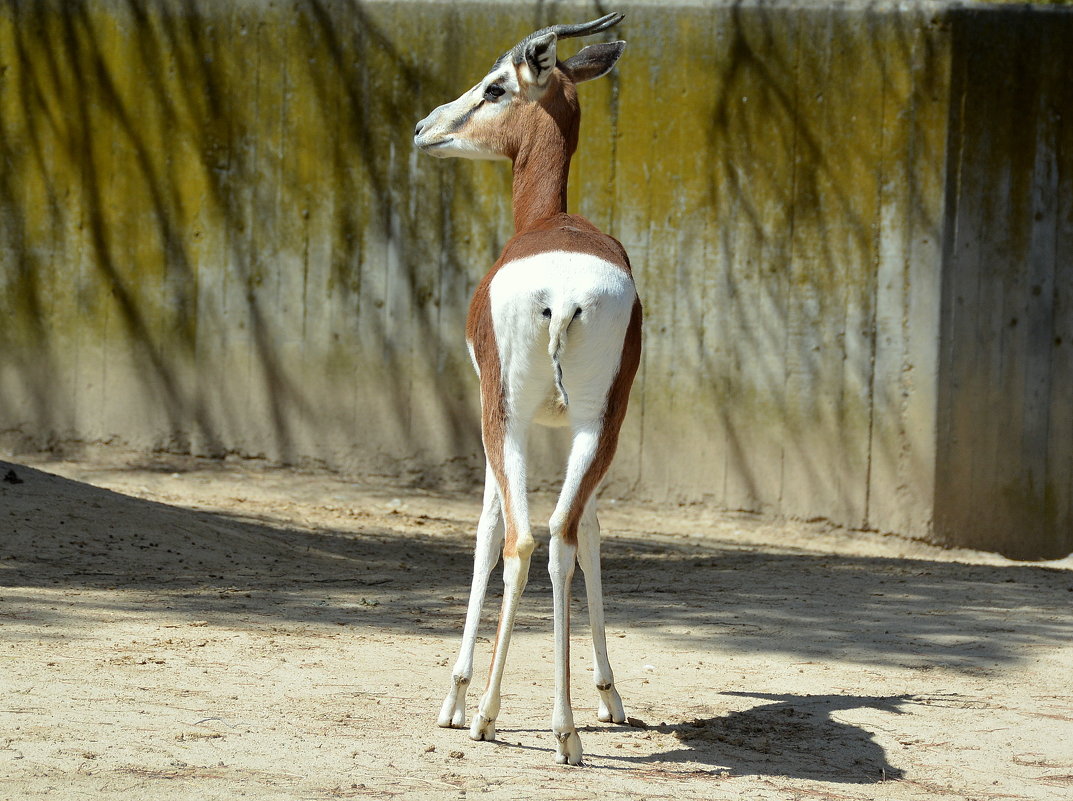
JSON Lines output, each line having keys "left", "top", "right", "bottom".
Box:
{"left": 488, "top": 251, "right": 635, "bottom": 423}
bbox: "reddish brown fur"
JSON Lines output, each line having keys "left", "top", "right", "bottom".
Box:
{"left": 506, "top": 71, "right": 580, "bottom": 231}
{"left": 499, "top": 213, "right": 631, "bottom": 272}
{"left": 464, "top": 281, "right": 517, "bottom": 557}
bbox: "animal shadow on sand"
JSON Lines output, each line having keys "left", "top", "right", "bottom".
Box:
{"left": 606, "top": 692, "right": 908, "bottom": 783}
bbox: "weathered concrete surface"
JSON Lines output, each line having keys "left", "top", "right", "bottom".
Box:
{"left": 934, "top": 5, "right": 1073, "bottom": 557}
{"left": 0, "top": 1, "right": 1070, "bottom": 557}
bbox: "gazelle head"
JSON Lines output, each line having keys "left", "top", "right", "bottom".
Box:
{"left": 413, "top": 13, "right": 626, "bottom": 163}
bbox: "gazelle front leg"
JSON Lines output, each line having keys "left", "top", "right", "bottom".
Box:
{"left": 438, "top": 464, "right": 503, "bottom": 729}
{"left": 576, "top": 500, "right": 626, "bottom": 724}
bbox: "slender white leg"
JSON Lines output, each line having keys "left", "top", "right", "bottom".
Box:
{"left": 544, "top": 422, "right": 604, "bottom": 765}
{"left": 438, "top": 465, "right": 503, "bottom": 728}
{"left": 549, "top": 533, "right": 581, "bottom": 764}
{"left": 576, "top": 500, "right": 626, "bottom": 724}
{"left": 471, "top": 422, "right": 535, "bottom": 743}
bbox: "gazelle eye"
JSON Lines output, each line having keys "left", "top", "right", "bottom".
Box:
{"left": 483, "top": 84, "right": 506, "bottom": 102}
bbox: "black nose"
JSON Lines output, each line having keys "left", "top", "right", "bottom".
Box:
{"left": 414, "top": 121, "right": 424, "bottom": 137}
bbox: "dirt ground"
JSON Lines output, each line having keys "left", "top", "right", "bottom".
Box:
{"left": 1, "top": 451, "right": 1071, "bottom": 801}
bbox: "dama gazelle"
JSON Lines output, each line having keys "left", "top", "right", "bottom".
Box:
{"left": 414, "top": 12, "right": 641, "bottom": 765}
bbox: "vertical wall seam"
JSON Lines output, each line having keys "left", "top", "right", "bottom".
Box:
{"left": 862, "top": 11, "right": 890, "bottom": 531}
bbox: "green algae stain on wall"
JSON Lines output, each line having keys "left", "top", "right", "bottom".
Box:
{"left": 0, "top": 0, "right": 946, "bottom": 510}
{"left": 1, "top": 1, "right": 1071, "bottom": 555}
{"left": 0, "top": 0, "right": 531, "bottom": 476}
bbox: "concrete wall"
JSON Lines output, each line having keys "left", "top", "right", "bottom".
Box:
{"left": 1, "top": 0, "right": 1070, "bottom": 557}
{"left": 935, "top": 6, "right": 1073, "bottom": 557}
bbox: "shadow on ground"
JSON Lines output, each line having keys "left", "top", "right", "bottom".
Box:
{"left": 600, "top": 692, "right": 909, "bottom": 783}
{"left": 2, "top": 460, "right": 1071, "bottom": 675}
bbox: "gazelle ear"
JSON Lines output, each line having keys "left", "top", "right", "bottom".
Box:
{"left": 562, "top": 41, "right": 626, "bottom": 83}
{"left": 521, "top": 31, "right": 558, "bottom": 86}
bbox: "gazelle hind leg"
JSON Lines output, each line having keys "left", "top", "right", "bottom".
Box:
{"left": 546, "top": 423, "right": 610, "bottom": 765}
{"left": 548, "top": 532, "right": 580, "bottom": 764}
{"left": 470, "top": 420, "right": 535, "bottom": 743}
{"left": 438, "top": 465, "right": 503, "bottom": 728}
{"left": 576, "top": 500, "right": 626, "bottom": 724}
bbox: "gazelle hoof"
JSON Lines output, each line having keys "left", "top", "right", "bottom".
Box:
{"left": 437, "top": 704, "right": 466, "bottom": 728}
{"left": 470, "top": 713, "right": 496, "bottom": 742}
{"left": 438, "top": 677, "right": 469, "bottom": 727}
{"left": 554, "top": 729, "right": 583, "bottom": 765}
{"left": 597, "top": 685, "right": 626, "bottom": 724}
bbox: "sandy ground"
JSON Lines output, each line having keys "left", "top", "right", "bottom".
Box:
{"left": 1, "top": 451, "right": 1072, "bottom": 801}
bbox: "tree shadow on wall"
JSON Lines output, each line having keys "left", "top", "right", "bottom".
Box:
{"left": 694, "top": 1, "right": 948, "bottom": 520}
{"left": 0, "top": 0, "right": 498, "bottom": 479}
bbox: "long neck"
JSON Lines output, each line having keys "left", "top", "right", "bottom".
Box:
{"left": 509, "top": 85, "right": 579, "bottom": 234}
{"left": 511, "top": 133, "right": 571, "bottom": 233}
